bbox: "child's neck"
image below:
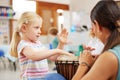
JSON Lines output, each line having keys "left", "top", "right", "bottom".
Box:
{"left": 21, "top": 37, "right": 37, "bottom": 44}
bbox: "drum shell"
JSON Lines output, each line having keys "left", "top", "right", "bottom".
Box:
{"left": 55, "top": 60, "right": 79, "bottom": 80}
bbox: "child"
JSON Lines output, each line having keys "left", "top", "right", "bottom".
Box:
{"left": 48, "top": 27, "right": 59, "bottom": 49}
{"left": 10, "top": 12, "right": 71, "bottom": 80}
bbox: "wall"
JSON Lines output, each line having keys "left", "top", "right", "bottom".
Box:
{"left": 70, "top": 0, "right": 99, "bottom": 13}
{"left": 67, "top": 0, "right": 100, "bottom": 47}
{"left": 70, "top": 0, "right": 99, "bottom": 28}
{"left": 13, "top": 0, "right": 36, "bottom": 19}
{"left": 0, "top": 0, "right": 10, "bottom": 6}
{"left": 36, "top": 0, "right": 70, "bottom": 4}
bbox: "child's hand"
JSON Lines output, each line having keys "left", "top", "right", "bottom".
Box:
{"left": 58, "top": 28, "right": 68, "bottom": 44}
{"left": 61, "top": 51, "right": 73, "bottom": 56}
{"left": 56, "top": 49, "right": 73, "bottom": 56}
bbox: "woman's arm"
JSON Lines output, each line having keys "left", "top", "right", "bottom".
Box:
{"left": 72, "top": 50, "right": 94, "bottom": 80}
{"left": 72, "top": 64, "right": 89, "bottom": 80}
{"left": 72, "top": 51, "right": 118, "bottom": 80}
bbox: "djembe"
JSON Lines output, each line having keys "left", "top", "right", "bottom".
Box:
{"left": 55, "top": 55, "right": 79, "bottom": 80}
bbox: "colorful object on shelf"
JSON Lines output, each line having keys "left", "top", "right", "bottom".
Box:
{"left": 0, "top": 6, "right": 15, "bottom": 18}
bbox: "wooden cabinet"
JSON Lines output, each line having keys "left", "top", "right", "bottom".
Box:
{"left": 36, "top": 1, "right": 69, "bottom": 35}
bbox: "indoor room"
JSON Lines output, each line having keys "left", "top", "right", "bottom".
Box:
{"left": 0, "top": 0, "right": 120, "bottom": 80}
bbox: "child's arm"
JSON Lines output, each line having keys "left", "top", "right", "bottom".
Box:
{"left": 21, "top": 29, "right": 70, "bottom": 61}
{"left": 22, "top": 47, "right": 71, "bottom": 61}
{"left": 48, "top": 28, "right": 69, "bottom": 60}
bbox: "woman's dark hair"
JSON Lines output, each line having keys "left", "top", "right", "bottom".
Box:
{"left": 90, "top": 0, "right": 120, "bottom": 52}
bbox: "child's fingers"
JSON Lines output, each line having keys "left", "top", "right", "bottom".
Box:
{"left": 65, "top": 52, "right": 74, "bottom": 56}
{"left": 61, "top": 51, "right": 74, "bottom": 56}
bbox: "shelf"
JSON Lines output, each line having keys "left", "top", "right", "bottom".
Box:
{"left": 0, "top": 5, "right": 12, "bottom": 8}
{"left": 0, "top": 16, "right": 13, "bottom": 19}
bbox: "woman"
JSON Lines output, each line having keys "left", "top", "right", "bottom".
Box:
{"left": 72, "top": 0, "right": 120, "bottom": 80}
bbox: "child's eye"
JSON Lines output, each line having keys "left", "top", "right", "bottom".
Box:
{"left": 34, "top": 26, "right": 39, "bottom": 29}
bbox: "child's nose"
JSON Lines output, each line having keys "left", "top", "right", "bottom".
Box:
{"left": 38, "top": 30, "right": 41, "bottom": 34}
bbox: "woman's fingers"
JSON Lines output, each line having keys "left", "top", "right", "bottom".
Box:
{"left": 84, "top": 46, "right": 95, "bottom": 51}
{"left": 79, "top": 50, "right": 94, "bottom": 66}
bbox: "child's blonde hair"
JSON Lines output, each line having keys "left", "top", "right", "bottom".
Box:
{"left": 10, "top": 11, "right": 42, "bottom": 57}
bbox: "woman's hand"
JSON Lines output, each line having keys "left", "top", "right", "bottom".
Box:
{"left": 82, "top": 44, "right": 95, "bottom": 51}
{"left": 82, "top": 44, "right": 99, "bottom": 63}
{"left": 79, "top": 50, "right": 95, "bottom": 68}
{"left": 58, "top": 28, "right": 68, "bottom": 44}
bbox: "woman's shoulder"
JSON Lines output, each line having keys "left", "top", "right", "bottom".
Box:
{"left": 99, "top": 51, "right": 117, "bottom": 62}
{"left": 95, "top": 51, "right": 118, "bottom": 73}
{"left": 108, "top": 45, "right": 120, "bottom": 59}
{"left": 94, "top": 51, "right": 117, "bottom": 71}
{"left": 99, "top": 45, "right": 120, "bottom": 61}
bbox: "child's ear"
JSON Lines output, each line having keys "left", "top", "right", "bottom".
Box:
{"left": 21, "top": 24, "right": 27, "bottom": 32}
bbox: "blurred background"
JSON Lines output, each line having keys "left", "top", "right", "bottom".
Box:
{"left": 0, "top": 0, "right": 119, "bottom": 80}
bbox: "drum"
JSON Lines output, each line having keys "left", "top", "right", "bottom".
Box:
{"left": 55, "top": 55, "right": 79, "bottom": 80}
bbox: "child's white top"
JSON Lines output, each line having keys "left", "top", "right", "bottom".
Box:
{"left": 17, "top": 40, "right": 49, "bottom": 79}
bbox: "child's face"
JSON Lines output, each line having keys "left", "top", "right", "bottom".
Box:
{"left": 25, "top": 19, "right": 42, "bottom": 42}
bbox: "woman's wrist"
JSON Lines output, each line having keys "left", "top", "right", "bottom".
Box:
{"left": 72, "top": 62, "right": 90, "bottom": 80}
{"left": 80, "top": 62, "right": 91, "bottom": 69}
